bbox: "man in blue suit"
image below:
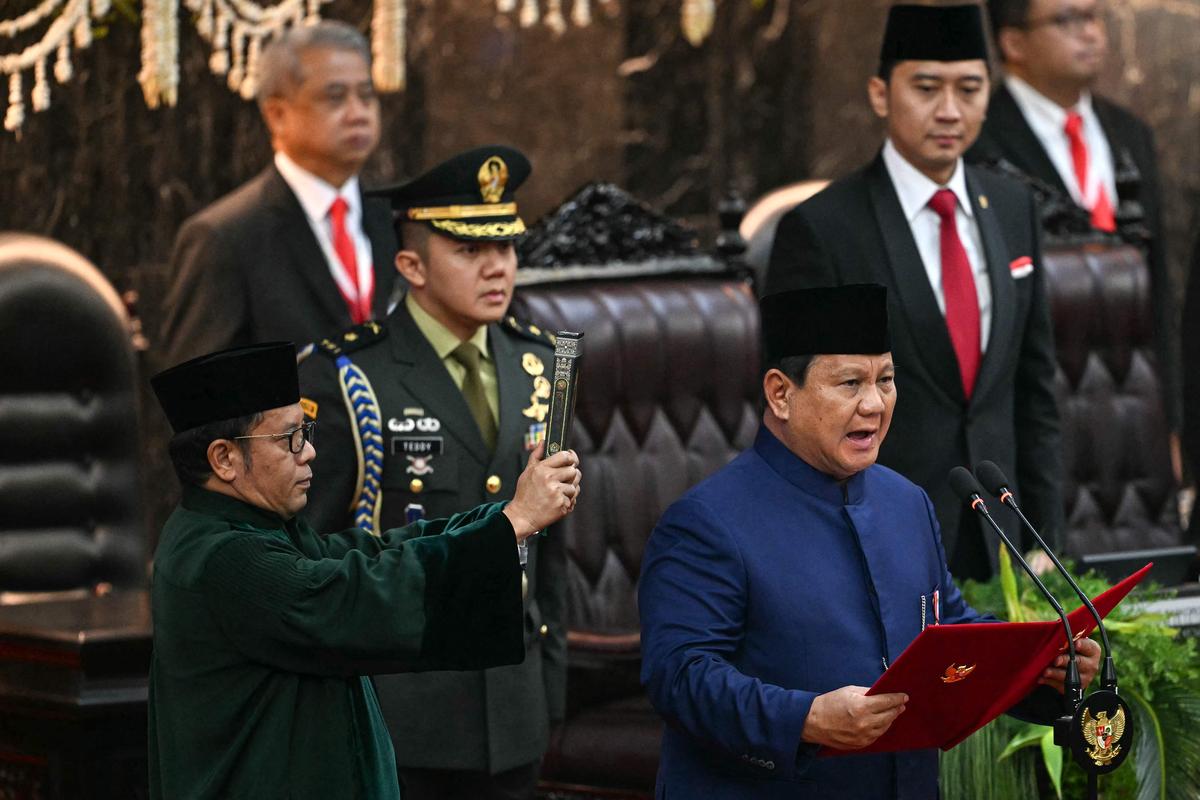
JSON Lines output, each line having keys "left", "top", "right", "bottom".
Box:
{"left": 639, "top": 285, "right": 1100, "bottom": 798}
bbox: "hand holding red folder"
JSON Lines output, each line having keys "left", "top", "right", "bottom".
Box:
{"left": 821, "top": 563, "right": 1151, "bottom": 756}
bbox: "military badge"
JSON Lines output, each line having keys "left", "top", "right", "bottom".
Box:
{"left": 939, "top": 663, "right": 976, "bottom": 684}
{"left": 522, "top": 375, "right": 551, "bottom": 422}
{"left": 388, "top": 416, "right": 442, "bottom": 433}
{"left": 478, "top": 156, "right": 509, "bottom": 203}
{"left": 406, "top": 454, "right": 435, "bottom": 476}
{"left": 522, "top": 352, "right": 545, "bottom": 376}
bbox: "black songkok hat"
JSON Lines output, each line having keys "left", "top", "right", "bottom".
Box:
{"left": 879, "top": 4, "right": 989, "bottom": 68}
{"left": 760, "top": 284, "right": 892, "bottom": 365}
{"left": 152, "top": 342, "right": 299, "bottom": 433}
{"left": 368, "top": 145, "right": 531, "bottom": 241}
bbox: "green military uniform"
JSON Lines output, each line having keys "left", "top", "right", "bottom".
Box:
{"left": 149, "top": 481, "right": 525, "bottom": 799}
{"left": 297, "top": 298, "right": 567, "bottom": 776}
{"left": 295, "top": 146, "right": 568, "bottom": 791}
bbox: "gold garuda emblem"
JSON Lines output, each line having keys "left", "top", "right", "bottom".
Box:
{"left": 1082, "top": 707, "right": 1126, "bottom": 766}
{"left": 478, "top": 156, "right": 509, "bottom": 203}
{"left": 939, "top": 663, "right": 976, "bottom": 684}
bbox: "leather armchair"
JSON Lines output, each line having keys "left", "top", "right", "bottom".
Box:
{"left": 1041, "top": 243, "right": 1182, "bottom": 556}
{"left": 0, "top": 234, "right": 145, "bottom": 599}
{"left": 511, "top": 276, "right": 760, "bottom": 798}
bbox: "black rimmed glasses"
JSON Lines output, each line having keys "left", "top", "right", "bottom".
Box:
{"left": 234, "top": 420, "right": 316, "bottom": 454}
{"left": 1024, "top": 7, "right": 1105, "bottom": 36}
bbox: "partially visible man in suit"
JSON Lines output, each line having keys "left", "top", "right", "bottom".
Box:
{"left": 970, "top": 0, "right": 1181, "bottom": 458}
{"left": 1181, "top": 234, "right": 1200, "bottom": 559}
{"left": 767, "top": 3, "right": 1062, "bottom": 581}
{"left": 298, "top": 146, "right": 565, "bottom": 800}
{"left": 159, "top": 21, "right": 397, "bottom": 365}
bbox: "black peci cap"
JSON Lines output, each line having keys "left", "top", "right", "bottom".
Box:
{"left": 879, "top": 4, "right": 989, "bottom": 69}
{"left": 151, "top": 342, "right": 299, "bottom": 433}
{"left": 760, "top": 284, "right": 892, "bottom": 365}
{"left": 368, "top": 145, "right": 531, "bottom": 241}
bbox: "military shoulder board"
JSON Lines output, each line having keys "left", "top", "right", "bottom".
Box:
{"left": 317, "top": 320, "right": 388, "bottom": 358}
{"left": 503, "top": 315, "right": 556, "bottom": 347}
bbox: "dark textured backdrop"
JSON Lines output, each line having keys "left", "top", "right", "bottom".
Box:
{"left": 1, "top": 0, "right": 1196, "bottom": 297}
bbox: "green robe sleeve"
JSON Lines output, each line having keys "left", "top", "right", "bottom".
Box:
{"left": 199, "top": 503, "right": 525, "bottom": 677}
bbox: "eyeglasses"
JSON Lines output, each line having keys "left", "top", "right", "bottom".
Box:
{"left": 1024, "top": 8, "right": 1105, "bottom": 36}
{"left": 233, "top": 420, "right": 316, "bottom": 454}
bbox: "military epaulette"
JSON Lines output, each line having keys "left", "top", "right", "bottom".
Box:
{"left": 316, "top": 320, "right": 388, "bottom": 358}
{"left": 503, "top": 315, "right": 557, "bottom": 347}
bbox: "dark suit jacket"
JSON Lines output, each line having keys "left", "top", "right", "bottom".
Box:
{"left": 1182, "top": 235, "right": 1200, "bottom": 544}
{"left": 296, "top": 306, "right": 567, "bottom": 774}
{"left": 159, "top": 165, "right": 397, "bottom": 366}
{"left": 765, "top": 155, "right": 1063, "bottom": 565}
{"left": 970, "top": 84, "right": 1180, "bottom": 431}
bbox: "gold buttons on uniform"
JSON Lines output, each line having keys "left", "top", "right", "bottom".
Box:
{"left": 486, "top": 475, "right": 502, "bottom": 494}
{"left": 409, "top": 478, "right": 424, "bottom": 494}
{"left": 539, "top": 624, "right": 549, "bottom": 637}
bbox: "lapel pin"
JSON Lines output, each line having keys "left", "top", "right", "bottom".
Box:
{"left": 978, "top": 195, "right": 989, "bottom": 209}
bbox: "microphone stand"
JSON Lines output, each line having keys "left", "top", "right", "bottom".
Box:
{"left": 975, "top": 461, "right": 1116, "bottom": 691}
{"left": 974, "top": 463, "right": 1133, "bottom": 797}
{"left": 948, "top": 468, "right": 1083, "bottom": 728}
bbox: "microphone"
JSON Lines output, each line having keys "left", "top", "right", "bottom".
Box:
{"left": 948, "top": 467, "right": 1082, "bottom": 711}
{"left": 976, "top": 460, "right": 1116, "bottom": 691}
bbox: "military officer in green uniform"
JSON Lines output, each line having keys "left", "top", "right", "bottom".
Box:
{"left": 148, "top": 341, "right": 581, "bottom": 800}
{"left": 298, "top": 146, "right": 566, "bottom": 799}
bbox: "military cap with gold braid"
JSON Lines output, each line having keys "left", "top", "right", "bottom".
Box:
{"left": 368, "top": 145, "right": 531, "bottom": 241}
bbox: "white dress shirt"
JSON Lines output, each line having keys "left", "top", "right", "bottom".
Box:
{"left": 274, "top": 152, "right": 375, "bottom": 311}
{"left": 882, "top": 139, "right": 992, "bottom": 351}
{"left": 1005, "top": 74, "right": 1117, "bottom": 212}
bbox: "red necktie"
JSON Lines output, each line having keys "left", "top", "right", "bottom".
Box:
{"left": 328, "top": 196, "right": 373, "bottom": 324}
{"left": 928, "top": 189, "right": 981, "bottom": 400}
{"left": 1064, "top": 111, "right": 1116, "bottom": 233}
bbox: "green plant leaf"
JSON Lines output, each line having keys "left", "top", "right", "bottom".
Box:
{"left": 1144, "top": 688, "right": 1200, "bottom": 800}
{"left": 998, "top": 722, "right": 1046, "bottom": 760}
{"left": 998, "top": 543, "right": 1024, "bottom": 623}
{"left": 1126, "top": 687, "right": 1165, "bottom": 800}
{"left": 1040, "top": 727, "right": 1063, "bottom": 799}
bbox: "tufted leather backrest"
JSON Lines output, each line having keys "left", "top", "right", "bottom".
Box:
{"left": 510, "top": 278, "right": 761, "bottom": 649}
{"left": 1040, "top": 244, "right": 1180, "bottom": 555}
{"left": 0, "top": 234, "right": 145, "bottom": 596}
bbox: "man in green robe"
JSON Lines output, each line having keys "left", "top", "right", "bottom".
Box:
{"left": 148, "top": 341, "right": 581, "bottom": 799}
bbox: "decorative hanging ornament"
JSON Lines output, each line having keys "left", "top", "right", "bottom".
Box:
{"left": 371, "top": 0, "right": 405, "bottom": 92}
{"left": 138, "top": 0, "right": 180, "bottom": 108}
{"left": 184, "top": 0, "right": 325, "bottom": 101}
{"left": 519, "top": 0, "right": 540, "bottom": 28}
{"left": 571, "top": 0, "right": 591, "bottom": 27}
{"left": 544, "top": 0, "right": 566, "bottom": 35}
{"left": 681, "top": 0, "right": 716, "bottom": 46}
{"left": 0, "top": 0, "right": 106, "bottom": 133}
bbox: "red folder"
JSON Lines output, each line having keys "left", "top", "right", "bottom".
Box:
{"left": 822, "top": 563, "right": 1152, "bottom": 756}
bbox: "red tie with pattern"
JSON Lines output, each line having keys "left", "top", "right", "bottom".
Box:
{"left": 1064, "top": 111, "right": 1116, "bottom": 233}
{"left": 928, "top": 188, "right": 981, "bottom": 400}
{"left": 328, "top": 196, "right": 372, "bottom": 324}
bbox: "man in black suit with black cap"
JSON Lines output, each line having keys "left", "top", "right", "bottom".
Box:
{"left": 298, "top": 145, "right": 565, "bottom": 800}
{"left": 969, "top": 0, "right": 1181, "bottom": 465}
{"left": 767, "top": 3, "right": 1062, "bottom": 581}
